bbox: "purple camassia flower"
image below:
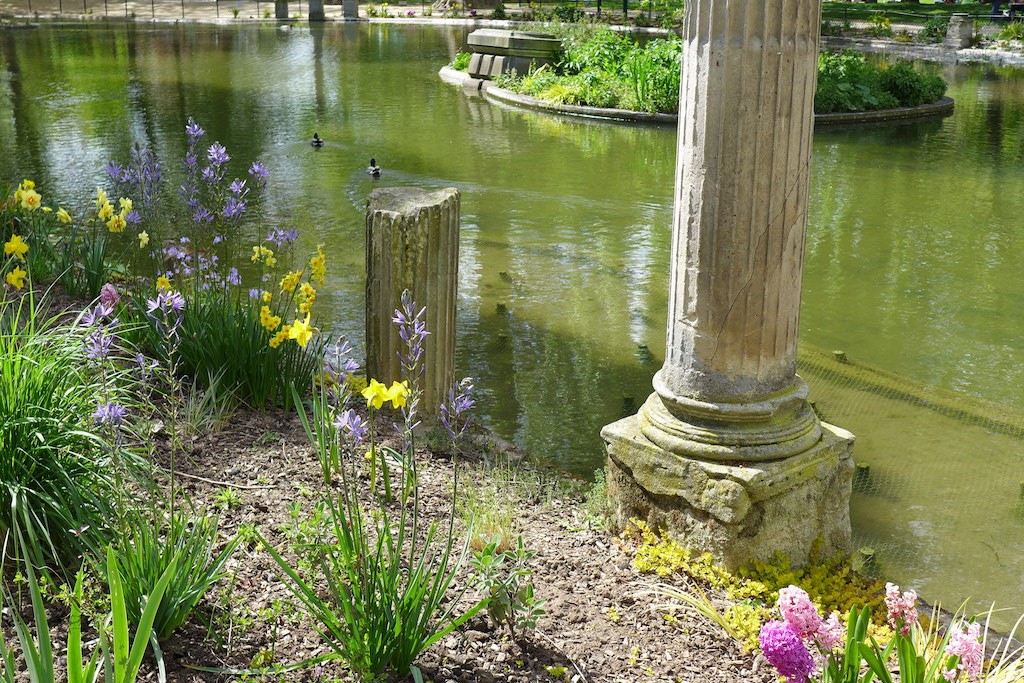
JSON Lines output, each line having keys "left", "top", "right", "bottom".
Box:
{"left": 393, "top": 290, "right": 429, "bottom": 378}
{"left": 266, "top": 228, "right": 299, "bottom": 248}
{"left": 125, "top": 210, "right": 141, "bottom": 224}
{"left": 93, "top": 402, "right": 127, "bottom": 428}
{"left": 760, "top": 621, "right": 815, "bottom": 683}
{"left": 106, "top": 161, "right": 123, "bottom": 181}
{"left": 207, "top": 142, "right": 230, "bottom": 166}
{"left": 185, "top": 117, "right": 205, "bottom": 142}
{"left": 226, "top": 268, "right": 241, "bottom": 286}
{"left": 201, "top": 166, "right": 218, "bottom": 185}
{"left": 229, "top": 178, "right": 248, "bottom": 197}
{"left": 147, "top": 290, "right": 186, "bottom": 338}
{"left": 248, "top": 161, "right": 269, "bottom": 190}
{"left": 249, "top": 288, "right": 262, "bottom": 300}
{"left": 85, "top": 329, "right": 114, "bottom": 362}
{"left": 440, "top": 377, "right": 475, "bottom": 441}
{"left": 133, "top": 352, "right": 159, "bottom": 382}
{"left": 333, "top": 408, "right": 367, "bottom": 443}
{"left": 193, "top": 206, "right": 214, "bottom": 225}
{"left": 325, "top": 338, "right": 360, "bottom": 385}
{"left": 222, "top": 197, "right": 246, "bottom": 220}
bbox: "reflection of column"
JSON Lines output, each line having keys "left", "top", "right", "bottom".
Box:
{"left": 311, "top": 24, "right": 326, "bottom": 115}
{"left": 602, "top": 0, "right": 855, "bottom": 570}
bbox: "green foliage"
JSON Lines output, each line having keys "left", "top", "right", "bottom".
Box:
{"left": 490, "top": 2, "right": 505, "bottom": 19}
{"left": 450, "top": 51, "right": 471, "bottom": 71}
{"left": 919, "top": 16, "right": 950, "bottom": 44}
{"left": 261, "top": 301, "right": 483, "bottom": 681}
{"left": 552, "top": 3, "right": 582, "bottom": 22}
{"left": 815, "top": 52, "right": 945, "bottom": 115}
{"left": 626, "top": 520, "right": 889, "bottom": 651}
{"left": 111, "top": 509, "right": 240, "bottom": 644}
{"left": 878, "top": 62, "right": 947, "bottom": 108}
{"left": 997, "top": 21, "right": 1024, "bottom": 41}
{"left": 868, "top": 14, "right": 894, "bottom": 38}
{"left": 470, "top": 535, "right": 546, "bottom": 637}
{"left": 0, "top": 297, "right": 131, "bottom": 570}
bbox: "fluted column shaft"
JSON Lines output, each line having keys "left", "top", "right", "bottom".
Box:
{"left": 642, "top": 0, "right": 823, "bottom": 461}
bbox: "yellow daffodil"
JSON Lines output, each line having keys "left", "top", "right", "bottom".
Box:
{"left": 299, "top": 282, "right": 317, "bottom": 314}
{"left": 138, "top": 231, "right": 149, "bottom": 248}
{"left": 96, "top": 188, "right": 108, "bottom": 207}
{"left": 118, "top": 197, "right": 133, "bottom": 212}
{"left": 4, "top": 234, "right": 29, "bottom": 261}
{"left": 20, "top": 179, "right": 34, "bottom": 191}
{"left": 384, "top": 381, "right": 409, "bottom": 409}
{"left": 19, "top": 189, "right": 41, "bottom": 211}
{"left": 262, "top": 291, "right": 272, "bottom": 303}
{"left": 310, "top": 245, "right": 326, "bottom": 285}
{"left": 106, "top": 214, "right": 127, "bottom": 233}
{"left": 42, "top": 206, "right": 52, "bottom": 214}
{"left": 156, "top": 275, "right": 172, "bottom": 291}
{"left": 288, "top": 314, "right": 314, "bottom": 348}
{"left": 269, "top": 326, "right": 291, "bottom": 348}
{"left": 280, "top": 270, "right": 303, "bottom": 293}
{"left": 98, "top": 202, "right": 114, "bottom": 221}
{"left": 259, "top": 305, "right": 281, "bottom": 332}
{"left": 362, "top": 378, "right": 389, "bottom": 410}
{"left": 5, "top": 266, "right": 27, "bottom": 290}
{"left": 56, "top": 208, "right": 72, "bottom": 224}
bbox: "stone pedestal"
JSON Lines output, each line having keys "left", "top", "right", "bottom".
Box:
{"left": 945, "top": 13, "right": 973, "bottom": 49}
{"left": 274, "top": 0, "right": 288, "bottom": 17}
{"left": 308, "top": 0, "right": 324, "bottom": 19}
{"left": 603, "top": 0, "right": 854, "bottom": 568}
{"left": 604, "top": 418, "right": 854, "bottom": 570}
{"left": 365, "top": 188, "right": 460, "bottom": 415}
{"left": 342, "top": 0, "right": 358, "bottom": 18}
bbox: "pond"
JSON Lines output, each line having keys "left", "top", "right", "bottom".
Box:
{"left": 0, "top": 22, "right": 1022, "bottom": 628}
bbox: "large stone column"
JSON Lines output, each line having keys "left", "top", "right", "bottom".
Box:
{"left": 602, "top": 0, "right": 855, "bottom": 570}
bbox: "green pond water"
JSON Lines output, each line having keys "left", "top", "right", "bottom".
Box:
{"left": 1, "top": 22, "right": 1022, "bottom": 628}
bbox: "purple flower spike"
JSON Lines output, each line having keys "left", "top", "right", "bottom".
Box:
{"left": 207, "top": 142, "right": 230, "bottom": 166}
{"left": 333, "top": 408, "right": 367, "bottom": 444}
{"left": 440, "top": 377, "right": 475, "bottom": 442}
{"left": 185, "top": 117, "right": 205, "bottom": 141}
{"left": 93, "top": 402, "right": 127, "bottom": 428}
{"left": 759, "top": 621, "right": 814, "bottom": 683}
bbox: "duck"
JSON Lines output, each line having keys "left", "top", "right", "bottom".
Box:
{"left": 366, "top": 158, "right": 382, "bottom": 177}
{"left": 310, "top": 132, "right": 324, "bottom": 148}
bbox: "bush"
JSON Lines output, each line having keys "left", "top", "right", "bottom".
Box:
{"left": 0, "top": 296, "right": 134, "bottom": 570}
{"left": 879, "top": 61, "right": 947, "bottom": 107}
{"left": 815, "top": 51, "right": 943, "bottom": 114}
{"left": 919, "top": 16, "right": 950, "bottom": 43}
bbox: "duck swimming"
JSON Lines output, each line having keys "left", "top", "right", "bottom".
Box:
{"left": 311, "top": 133, "right": 324, "bottom": 148}
{"left": 366, "top": 158, "right": 381, "bottom": 177}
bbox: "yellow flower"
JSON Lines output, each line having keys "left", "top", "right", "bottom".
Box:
{"left": 42, "top": 206, "right": 52, "bottom": 213}
{"left": 20, "top": 179, "right": 34, "bottom": 191}
{"left": 19, "top": 189, "right": 41, "bottom": 211}
{"left": 56, "top": 208, "right": 72, "bottom": 224}
{"left": 383, "top": 381, "right": 409, "bottom": 409}
{"left": 288, "top": 314, "right": 314, "bottom": 348}
{"left": 259, "top": 305, "right": 281, "bottom": 331}
{"left": 361, "top": 378, "right": 389, "bottom": 410}
{"left": 106, "top": 213, "right": 126, "bottom": 233}
{"left": 251, "top": 246, "right": 262, "bottom": 263}
{"left": 156, "top": 275, "right": 172, "bottom": 291}
{"left": 298, "top": 282, "right": 317, "bottom": 314}
{"left": 4, "top": 234, "right": 29, "bottom": 261}
{"left": 262, "top": 291, "right": 272, "bottom": 303}
{"left": 118, "top": 197, "right": 133, "bottom": 213}
{"left": 280, "top": 270, "right": 303, "bottom": 293}
{"left": 269, "top": 327, "right": 290, "bottom": 348}
{"left": 137, "top": 231, "right": 149, "bottom": 248}
{"left": 5, "top": 266, "right": 27, "bottom": 290}
{"left": 310, "top": 245, "right": 326, "bottom": 285}
{"left": 265, "top": 254, "right": 277, "bottom": 268}
{"left": 96, "top": 188, "right": 108, "bottom": 207}
{"left": 98, "top": 202, "right": 114, "bottom": 221}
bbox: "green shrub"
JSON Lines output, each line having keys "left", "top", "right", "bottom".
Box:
{"left": 450, "top": 51, "right": 471, "bottom": 71}
{"left": 997, "top": 21, "right": 1024, "bottom": 41}
{"left": 919, "top": 16, "right": 950, "bottom": 44}
{"left": 0, "top": 297, "right": 133, "bottom": 570}
{"left": 879, "top": 61, "right": 947, "bottom": 107}
{"left": 552, "top": 3, "right": 582, "bottom": 22}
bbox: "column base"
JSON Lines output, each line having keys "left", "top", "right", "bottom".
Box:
{"left": 602, "top": 414, "right": 855, "bottom": 570}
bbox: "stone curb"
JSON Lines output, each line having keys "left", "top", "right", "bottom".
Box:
{"left": 440, "top": 65, "right": 956, "bottom": 128}
{"left": 822, "top": 34, "right": 1024, "bottom": 66}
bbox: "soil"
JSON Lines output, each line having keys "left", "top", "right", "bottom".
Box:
{"left": 80, "top": 404, "right": 778, "bottom": 683}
